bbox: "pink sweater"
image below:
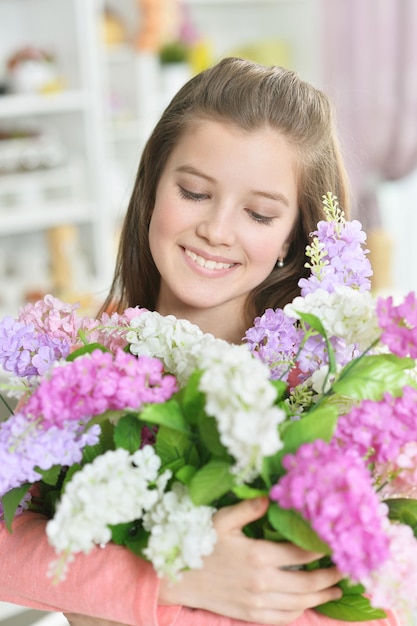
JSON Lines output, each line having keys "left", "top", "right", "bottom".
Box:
{"left": 0, "top": 513, "right": 399, "bottom": 626}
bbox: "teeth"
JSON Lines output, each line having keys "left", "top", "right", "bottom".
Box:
{"left": 185, "top": 249, "right": 234, "bottom": 270}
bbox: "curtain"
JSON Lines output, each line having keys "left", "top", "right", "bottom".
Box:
{"left": 320, "top": 0, "right": 417, "bottom": 231}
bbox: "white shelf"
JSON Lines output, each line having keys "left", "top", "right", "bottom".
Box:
{"left": 0, "top": 91, "right": 88, "bottom": 118}
{"left": 1, "top": 201, "right": 94, "bottom": 235}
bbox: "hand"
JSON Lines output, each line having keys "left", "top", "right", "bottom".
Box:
{"left": 158, "top": 497, "right": 343, "bottom": 626}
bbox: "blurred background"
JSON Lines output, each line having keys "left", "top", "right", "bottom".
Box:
{"left": 1, "top": 0, "right": 416, "bottom": 322}
{"left": 1, "top": 3, "right": 417, "bottom": 624}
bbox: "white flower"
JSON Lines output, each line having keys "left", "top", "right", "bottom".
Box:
{"left": 198, "top": 342, "right": 285, "bottom": 481}
{"left": 142, "top": 482, "right": 217, "bottom": 580}
{"left": 46, "top": 446, "right": 170, "bottom": 580}
{"left": 127, "top": 311, "right": 286, "bottom": 481}
{"left": 285, "top": 286, "right": 380, "bottom": 350}
{"left": 310, "top": 364, "right": 339, "bottom": 395}
{"left": 126, "top": 311, "right": 215, "bottom": 385}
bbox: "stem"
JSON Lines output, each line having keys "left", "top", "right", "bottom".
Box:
{"left": 0, "top": 393, "right": 14, "bottom": 416}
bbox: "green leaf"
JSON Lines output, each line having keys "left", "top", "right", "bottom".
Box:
{"left": 66, "top": 343, "right": 109, "bottom": 361}
{"left": 1, "top": 484, "right": 32, "bottom": 532}
{"left": 333, "top": 354, "right": 414, "bottom": 401}
{"left": 114, "top": 414, "right": 142, "bottom": 453}
{"left": 385, "top": 498, "right": 417, "bottom": 538}
{"left": 315, "top": 590, "right": 386, "bottom": 621}
{"left": 263, "top": 406, "right": 338, "bottom": 483}
{"left": 109, "top": 520, "right": 149, "bottom": 556}
{"left": 189, "top": 459, "right": 235, "bottom": 505}
{"left": 155, "top": 425, "right": 198, "bottom": 466}
{"left": 271, "top": 379, "right": 288, "bottom": 402}
{"left": 197, "top": 413, "right": 229, "bottom": 458}
{"left": 282, "top": 405, "right": 338, "bottom": 451}
{"left": 175, "top": 464, "right": 197, "bottom": 485}
{"left": 178, "top": 371, "right": 205, "bottom": 426}
{"left": 110, "top": 520, "right": 138, "bottom": 545}
{"left": 82, "top": 420, "right": 116, "bottom": 463}
{"left": 62, "top": 463, "right": 82, "bottom": 489}
{"left": 140, "top": 399, "right": 190, "bottom": 433}
{"left": 232, "top": 485, "right": 268, "bottom": 500}
{"left": 125, "top": 529, "right": 149, "bottom": 556}
{"left": 338, "top": 579, "right": 366, "bottom": 595}
{"left": 35, "top": 464, "right": 62, "bottom": 486}
{"left": 267, "top": 503, "right": 330, "bottom": 553}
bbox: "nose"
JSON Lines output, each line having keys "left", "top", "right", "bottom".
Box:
{"left": 195, "top": 204, "right": 237, "bottom": 247}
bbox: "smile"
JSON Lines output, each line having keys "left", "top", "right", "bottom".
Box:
{"left": 185, "top": 249, "right": 236, "bottom": 270}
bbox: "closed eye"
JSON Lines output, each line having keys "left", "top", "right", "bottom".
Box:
{"left": 247, "top": 210, "right": 275, "bottom": 226}
{"left": 178, "top": 186, "right": 208, "bottom": 202}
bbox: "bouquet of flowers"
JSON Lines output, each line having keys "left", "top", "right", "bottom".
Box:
{"left": 1, "top": 193, "right": 417, "bottom": 623}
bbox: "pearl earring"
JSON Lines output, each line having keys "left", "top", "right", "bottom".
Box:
{"left": 276, "top": 258, "right": 285, "bottom": 268}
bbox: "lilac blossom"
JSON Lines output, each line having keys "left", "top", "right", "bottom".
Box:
{"left": 244, "top": 308, "right": 301, "bottom": 380}
{"left": 335, "top": 386, "right": 417, "bottom": 464}
{"left": 0, "top": 316, "right": 70, "bottom": 377}
{"left": 0, "top": 411, "right": 100, "bottom": 497}
{"left": 270, "top": 439, "right": 390, "bottom": 582}
{"left": 299, "top": 219, "right": 372, "bottom": 296}
{"left": 297, "top": 333, "right": 357, "bottom": 379}
{"left": 23, "top": 348, "right": 178, "bottom": 429}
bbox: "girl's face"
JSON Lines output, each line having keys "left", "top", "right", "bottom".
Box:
{"left": 149, "top": 119, "right": 299, "bottom": 341}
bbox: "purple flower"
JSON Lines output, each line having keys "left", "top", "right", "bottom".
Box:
{"left": 0, "top": 411, "right": 100, "bottom": 497}
{"left": 244, "top": 308, "right": 301, "bottom": 380}
{"left": 300, "top": 220, "right": 372, "bottom": 296}
{"left": 270, "top": 439, "right": 390, "bottom": 582}
{"left": 0, "top": 317, "right": 70, "bottom": 377}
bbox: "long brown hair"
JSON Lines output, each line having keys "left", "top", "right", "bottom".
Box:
{"left": 102, "top": 57, "right": 349, "bottom": 323}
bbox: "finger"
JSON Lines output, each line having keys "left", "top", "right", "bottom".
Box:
{"left": 271, "top": 541, "right": 328, "bottom": 567}
{"left": 214, "top": 497, "right": 269, "bottom": 533}
{"left": 277, "top": 566, "right": 343, "bottom": 594}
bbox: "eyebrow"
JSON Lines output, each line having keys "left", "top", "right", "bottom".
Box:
{"left": 175, "top": 165, "right": 290, "bottom": 207}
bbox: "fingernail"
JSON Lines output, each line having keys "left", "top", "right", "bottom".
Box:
{"left": 251, "top": 497, "right": 266, "bottom": 510}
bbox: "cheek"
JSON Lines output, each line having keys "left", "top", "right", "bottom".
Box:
{"left": 247, "top": 232, "right": 283, "bottom": 270}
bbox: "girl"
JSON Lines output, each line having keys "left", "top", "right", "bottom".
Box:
{"left": 0, "top": 58, "right": 397, "bottom": 626}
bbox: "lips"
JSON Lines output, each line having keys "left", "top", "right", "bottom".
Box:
{"left": 184, "top": 248, "right": 236, "bottom": 270}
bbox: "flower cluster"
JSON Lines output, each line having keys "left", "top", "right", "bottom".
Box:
{"left": 1, "top": 193, "right": 417, "bottom": 622}
{"left": 270, "top": 440, "right": 390, "bottom": 582}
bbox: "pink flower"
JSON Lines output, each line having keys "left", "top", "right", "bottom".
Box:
{"left": 377, "top": 292, "right": 417, "bottom": 358}
{"left": 22, "top": 348, "right": 177, "bottom": 429}
{"left": 335, "top": 386, "right": 417, "bottom": 464}
{"left": 270, "top": 440, "right": 390, "bottom": 581}
{"left": 80, "top": 307, "right": 147, "bottom": 352}
{"left": 18, "top": 294, "right": 82, "bottom": 342}
{"left": 363, "top": 520, "right": 417, "bottom": 620}
{"left": 375, "top": 441, "right": 417, "bottom": 499}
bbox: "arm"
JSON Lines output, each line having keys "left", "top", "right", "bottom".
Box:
{"left": 0, "top": 512, "right": 180, "bottom": 626}
{"left": 0, "top": 500, "right": 343, "bottom": 626}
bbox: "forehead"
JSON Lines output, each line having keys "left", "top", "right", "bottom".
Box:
{"left": 169, "top": 118, "right": 297, "bottom": 166}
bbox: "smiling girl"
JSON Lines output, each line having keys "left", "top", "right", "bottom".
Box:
{"left": 0, "top": 58, "right": 397, "bottom": 626}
